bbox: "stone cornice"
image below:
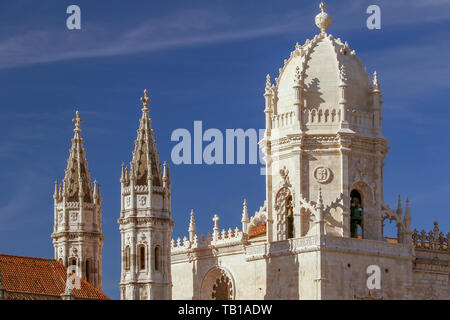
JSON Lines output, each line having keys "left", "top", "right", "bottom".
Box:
{"left": 51, "top": 231, "right": 105, "bottom": 240}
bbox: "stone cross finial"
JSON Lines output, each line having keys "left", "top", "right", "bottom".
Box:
{"left": 320, "top": 2, "right": 326, "bottom": 12}
{"left": 213, "top": 214, "right": 220, "bottom": 230}
{"left": 141, "top": 89, "right": 151, "bottom": 110}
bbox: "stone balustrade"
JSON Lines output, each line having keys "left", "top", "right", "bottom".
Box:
{"left": 412, "top": 222, "right": 449, "bottom": 251}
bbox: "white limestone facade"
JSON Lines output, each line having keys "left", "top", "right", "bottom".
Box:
{"left": 118, "top": 90, "right": 174, "bottom": 300}
{"left": 51, "top": 111, "right": 104, "bottom": 290}
{"left": 170, "top": 3, "right": 450, "bottom": 300}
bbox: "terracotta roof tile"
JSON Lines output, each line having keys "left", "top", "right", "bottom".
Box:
{"left": 249, "top": 223, "right": 266, "bottom": 238}
{"left": 0, "top": 254, "right": 109, "bottom": 300}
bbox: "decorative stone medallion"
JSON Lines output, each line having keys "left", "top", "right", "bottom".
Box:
{"left": 138, "top": 196, "right": 147, "bottom": 207}
{"left": 70, "top": 211, "right": 78, "bottom": 222}
{"left": 314, "top": 166, "right": 333, "bottom": 184}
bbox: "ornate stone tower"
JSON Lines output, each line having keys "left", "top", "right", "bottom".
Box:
{"left": 260, "top": 2, "right": 389, "bottom": 242}
{"left": 118, "top": 90, "right": 173, "bottom": 300}
{"left": 51, "top": 111, "right": 104, "bottom": 290}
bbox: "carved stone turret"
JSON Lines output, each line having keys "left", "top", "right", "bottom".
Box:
{"left": 51, "top": 111, "right": 104, "bottom": 290}
{"left": 119, "top": 90, "right": 173, "bottom": 300}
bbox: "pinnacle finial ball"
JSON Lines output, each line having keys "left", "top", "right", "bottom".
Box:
{"left": 315, "top": 2, "right": 332, "bottom": 33}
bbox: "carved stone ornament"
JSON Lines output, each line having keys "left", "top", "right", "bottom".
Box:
{"left": 279, "top": 166, "right": 291, "bottom": 188}
{"left": 354, "top": 158, "right": 367, "bottom": 182}
{"left": 70, "top": 211, "right": 78, "bottom": 222}
{"left": 71, "top": 246, "right": 78, "bottom": 257}
{"left": 314, "top": 166, "right": 333, "bottom": 184}
{"left": 139, "top": 196, "right": 147, "bottom": 206}
{"left": 138, "top": 233, "right": 147, "bottom": 244}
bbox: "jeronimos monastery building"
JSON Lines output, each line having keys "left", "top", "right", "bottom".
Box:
{"left": 1, "top": 3, "right": 449, "bottom": 300}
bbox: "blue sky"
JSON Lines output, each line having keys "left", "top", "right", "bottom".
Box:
{"left": 1, "top": 0, "right": 450, "bottom": 299}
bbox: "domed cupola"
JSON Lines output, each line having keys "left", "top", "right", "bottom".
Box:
{"left": 266, "top": 2, "right": 382, "bottom": 137}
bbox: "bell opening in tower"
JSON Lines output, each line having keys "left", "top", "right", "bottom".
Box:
{"left": 350, "top": 190, "right": 364, "bottom": 239}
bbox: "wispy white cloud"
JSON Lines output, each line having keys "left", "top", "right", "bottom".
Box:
{"left": 0, "top": 2, "right": 449, "bottom": 71}
{"left": 0, "top": 9, "right": 299, "bottom": 69}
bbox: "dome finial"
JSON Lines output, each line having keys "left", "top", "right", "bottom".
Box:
{"left": 315, "top": 2, "right": 332, "bottom": 34}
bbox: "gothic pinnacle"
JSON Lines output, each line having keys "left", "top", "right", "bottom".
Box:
{"left": 404, "top": 197, "right": 411, "bottom": 222}
{"left": 264, "top": 74, "right": 272, "bottom": 95}
{"left": 372, "top": 71, "right": 381, "bottom": 92}
{"left": 241, "top": 199, "right": 249, "bottom": 223}
{"left": 120, "top": 163, "right": 125, "bottom": 182}
{"left": 396, "top": 194, "right": 403, "bottom": 218}
{"left": 53, "top": 181, "right": 58, "bottom": 199}
{"left": 317, "top": 186, "right": 324, "bottom": 210}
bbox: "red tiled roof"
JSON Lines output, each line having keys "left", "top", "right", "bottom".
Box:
{"left": 249, "top": 223, "right": 266, "bottom": 238}
{"left": 0, "top": 254, "right": 109, "bottom": 300}
{"left": 357, "top": 235, "right": 399, "bottom": 243}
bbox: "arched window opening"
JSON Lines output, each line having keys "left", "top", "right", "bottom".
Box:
{"left": 58, "top": 258, "right": 63, "bottom": 265}
{"left": 125, "top": 246, "right": 130, "bottom": 271}
{"left": 70, "top": 258, "right": 77, "bottom": 266}
{"left": 154, "top": 246, "right": 160, "bottom": 271}
{"left": 350, "top": 190, "right": 364, "bottom": 238}
{"left": 286, "top": 195, "right": 294, "bottom": 239}
{"left": 138, "top": 245, "right": 146, "bottom": 270}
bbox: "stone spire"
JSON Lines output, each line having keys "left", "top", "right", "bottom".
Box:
{"left": 188, "top": 209, "right": 196, "bottom": 241}
{"left": 315, "top": 186, "right": 326, "bottom": 235}
{"left": 315, "top": 2, "right": 332, "bottom": 33}
{"left": 62, "top": 111, "right": 94, "bottom": 203}
{"left": 241, "top": 199, "right": 249, "bottom": 234}
{"left": 162, "top": 161, "right": 171, "bottom": 188}
{"left": 119, "top": 90, "right": 173, "bottom": 300}
{"left": 213, "top": 214, "right": 220, "bottom": 241}
{"left": 264, "top": 75, "right": 273, "bottom": 138}
{"left": 52, "top": 111, "right": 104, "bottom": 290}
{"left": 127, "top": 89, "right": 162, "bottom": 187}
{"left": 402, "top": 197, "right": 413, "bottom": 245}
